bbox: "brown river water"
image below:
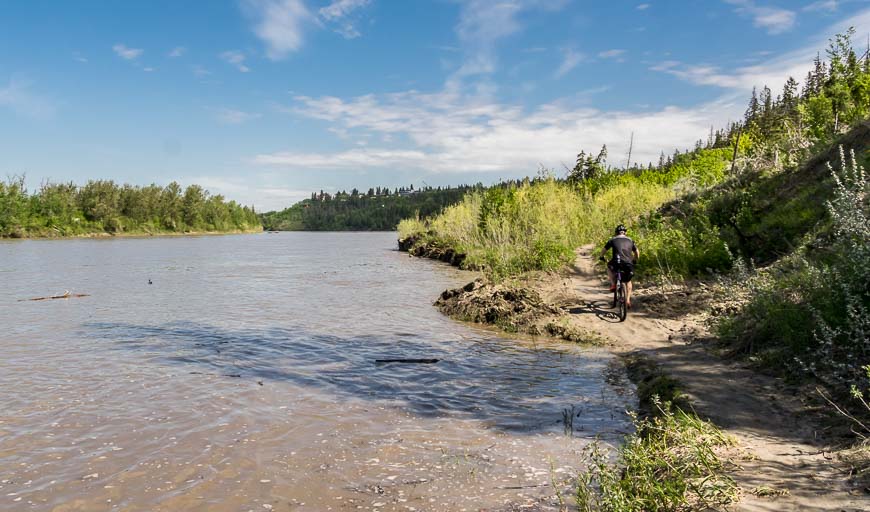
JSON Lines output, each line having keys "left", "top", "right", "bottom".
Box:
{"left": 0, "top": 232, "right": 635, "bottom": 511}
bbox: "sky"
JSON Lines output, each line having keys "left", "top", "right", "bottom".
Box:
{"left": 2, "top": 0, "right": 870, "bottom": 211}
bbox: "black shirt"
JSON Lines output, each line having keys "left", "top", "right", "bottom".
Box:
{"left": 604, "top": 235, "right": 637, "bottom": 264}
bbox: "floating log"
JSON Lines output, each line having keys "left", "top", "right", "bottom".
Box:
{"left": 18, "top": 291, "right": 90, "bottom": 302}
{"left": 374, "top": 358, "right": 440, "bottom": 364}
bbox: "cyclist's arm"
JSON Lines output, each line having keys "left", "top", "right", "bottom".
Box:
{"left": 633, "top": 246, "right": 640, "bottom": 262}
{"left": 599, "top": 240, "right": 612, "bottom": 261}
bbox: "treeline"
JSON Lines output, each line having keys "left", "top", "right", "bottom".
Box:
{"left": 0, "top": 178, "right": 261, "bottom": 238}
{"left": 260, "top": 184, "right": 484, "bottom": 231}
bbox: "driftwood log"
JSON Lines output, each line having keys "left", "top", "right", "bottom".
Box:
{"left": 18, "top": 291, "right": 90, "bottom": 302}
{"left": 374, "top": 359, "right": 440, "bottom": 364}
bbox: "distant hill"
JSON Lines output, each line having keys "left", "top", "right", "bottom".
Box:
{"left": 260, "top": 185, "right": 482, "bottom": 231}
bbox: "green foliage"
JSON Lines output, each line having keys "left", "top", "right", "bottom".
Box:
{"left": 576, "top": 400, "right": 737, "bottom": 512}
{"left": 0, "top": 177, "right": 260, "bottom": 238}
{"left": 717, "top": 147, "right": 870, "bottom": 389}
{"left": 638, "top": 218, "right": 732, "bottom": 278}
{"left": 260, "top": 185, "right": 476, "bottom": 231}
{"left": 568, "top": 145, "right": 608, "bottom": 183}
{"left": 401, "top": 143, "right": 733, "bottom": 278}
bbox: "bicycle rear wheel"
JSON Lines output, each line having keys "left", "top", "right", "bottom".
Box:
{"left": 617, "top": 283, "right": 627, "bottom": 322}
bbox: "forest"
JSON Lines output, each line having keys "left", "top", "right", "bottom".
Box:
{"left": 260, "top": 184, "right": 482, "bottom": 231}
{"left": 0, "top": 179, "right": 261, "bottom": 238}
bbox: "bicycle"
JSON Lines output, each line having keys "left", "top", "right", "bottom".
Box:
{"left": 601, "top": 255, "right": 628, "bottom": 322}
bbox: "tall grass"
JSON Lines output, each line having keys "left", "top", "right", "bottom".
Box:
{"left": 399, "top": 146, "right": 734, "bottom": 278}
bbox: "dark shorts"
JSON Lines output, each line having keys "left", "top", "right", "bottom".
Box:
{"left": 608, "top": 260, "right": 634, "bottom": 282}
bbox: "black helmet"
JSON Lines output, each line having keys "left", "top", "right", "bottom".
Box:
{"left": 614, "top": 224, "right": 627, "bottom": 235}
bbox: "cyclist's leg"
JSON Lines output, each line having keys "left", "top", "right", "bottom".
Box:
{"left": 606, "top": 262, "right": 616, "bottom": 290}
{"left": 623, "top": 263, "right": 634, "bottom": 307}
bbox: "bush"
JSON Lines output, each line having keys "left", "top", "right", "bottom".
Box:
{"left": 807, "top": 147, "right": 870, "bottom": 388}
{"left": 576, "top": 400, "right": 737, "bottom": 512}
{"left": 717, "top": 147, "right": 870, "bottom": 387}
{"left": 638, "top": 215, "right": 732, "bottom": 278}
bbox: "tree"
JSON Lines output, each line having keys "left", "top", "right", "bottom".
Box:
{"left": 745, "top": 87, "right": 759, "bottom": 122}
{"left": 568, "top": 145, "right": 607, "bottom": 183}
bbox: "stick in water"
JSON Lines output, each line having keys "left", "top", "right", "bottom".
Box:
{"left": 375, "top": 359, "right": 440, "bottom": 364}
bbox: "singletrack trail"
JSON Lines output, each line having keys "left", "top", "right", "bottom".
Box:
{"left": 555, "top": 246, "right": 867, "bottom": 511}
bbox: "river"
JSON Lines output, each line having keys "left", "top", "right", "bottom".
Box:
{"left": 0, "top": 232, "right": 634, "bottom": 511}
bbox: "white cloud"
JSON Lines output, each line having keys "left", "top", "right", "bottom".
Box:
{"left": 192, "top": 65, "right": 212, "bottom": 76}
{"left": 636, "top": 3, "right": 650, "bottom": 9}
{"left": 555, "top": 49, "right": 585, "bottom": 78}
{"left": 254, "top": 8, "right": 870, "bottom": 177}
{"left": 599, "top": 49, "right": 626, "bottom": 59}
{"left": 220, "top": 50, "right": 251, "bottom": 72}
{"left": 450, "top": 0, "right": 568, "bottom": 82}
{"left": 318, "top": 0, "right": 374, "bottom": 39}
{"left": 243, "top": 0, "right": 312, "bottom": 60}
{"left": 319, "top": 0, "right": 370, "bottom": 21}
{"left": 724, "top": 0, "right": 796, "bottom": 34}
{"left": 73, "top": 52, "right": 88, "bottom": 63}
{"left": 143, "top": 67, "right": 155, "bottom": 72}
{"left": 254, "top": 149, "right": 429, "bottom": 168}
{"left": 803, "top": 0, "right": 838, "bottom": 12}
{"left": 258, "top": 87, "right": 738, "bottom": 175}
{"left": 113, "top": 43, "right": 143, "bottom": 60}
{"left": 0, "top": 78, "right": 55, "bottom": 120}
{"left": 188, "top": 176, "right": 311, "bottom": 211}
{"left": 652, "top": 7, "right": 870, "bottom": 93}
{"left": 168, "top": 46, "right": 187, "bottom": 57}
{"left": 214, "top": 107, "right": 262, "bottom": 124}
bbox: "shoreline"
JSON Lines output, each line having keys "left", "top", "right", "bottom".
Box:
{"left": 0, "top": 228, "right": 264, "bottom": 241}
{"left": 401, "top": 239, "right": 869, "bottom": 510}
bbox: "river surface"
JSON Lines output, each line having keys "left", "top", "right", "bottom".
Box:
{"left": 0, "top": 232, "right": 634, "bottom": 511}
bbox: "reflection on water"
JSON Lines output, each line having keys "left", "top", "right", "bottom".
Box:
{"left": 0, "top": 232, "right": 634, "bottom": 511}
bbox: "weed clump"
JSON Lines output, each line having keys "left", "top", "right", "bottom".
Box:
{"left": 576, "top": 399, "right": 738, "bottom": 512}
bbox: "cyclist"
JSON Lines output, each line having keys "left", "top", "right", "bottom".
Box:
{"left": 598, "top": 224, "right": 640, "bottom": 308}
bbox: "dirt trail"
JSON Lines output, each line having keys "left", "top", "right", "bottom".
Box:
{"left": 553, "top": 246, "right": 867, "bottom": 511}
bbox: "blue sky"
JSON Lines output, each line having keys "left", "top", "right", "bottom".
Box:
{"left": 1, "top": 0, "right": 869, "bottom": 211}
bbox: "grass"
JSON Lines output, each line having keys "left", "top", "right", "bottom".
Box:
{"left": 576, "top": 355, "right": 737, "bottom": 512}
{"left": 576, "top": 399, "right": 738, "bottom": 512}
{"left": 399, "top": 145, "right": 734, "bottom": 279}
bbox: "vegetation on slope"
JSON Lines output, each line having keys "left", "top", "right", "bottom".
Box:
{"left": 398, "top": 133, "right": 738, "bottom": 278}
{"left": 0, "top": 178, "right": 260, "bottom": 238}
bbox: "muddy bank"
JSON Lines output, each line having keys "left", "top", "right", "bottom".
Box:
{"left": 397, "top": 234, "right": 468, "bottom": 268}
{"left": 435, "top": 276, "right": 605, "bottom": 344}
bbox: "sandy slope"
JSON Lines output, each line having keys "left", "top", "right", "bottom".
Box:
{"left": 547, "top": 246, "right": 868, "bottom": 511}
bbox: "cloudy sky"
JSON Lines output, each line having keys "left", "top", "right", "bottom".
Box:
{"left": 1, "top": 0, "right": 869, "bottom": 210}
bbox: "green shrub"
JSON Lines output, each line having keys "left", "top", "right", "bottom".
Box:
{"left": 577, "top": 400, "right": 737, "bottom": 512}
{"left": 717, "top": 147, "right": 870, "bottom": 386}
